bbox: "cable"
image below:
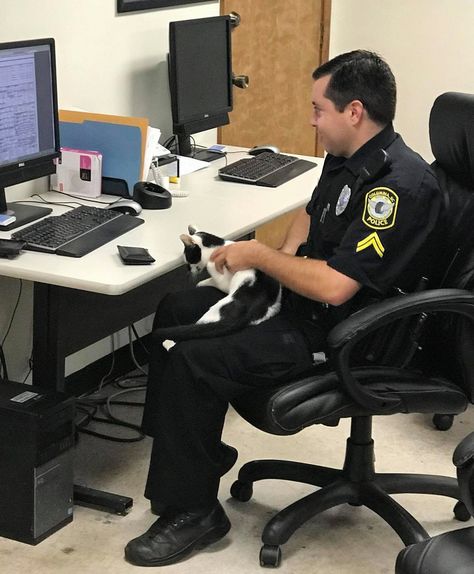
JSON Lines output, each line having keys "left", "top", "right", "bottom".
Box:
{"left": 128, "top": 325, "right": 148, "bottom": 375}
{"left": 162, "top": 135, "right": 177, "bottom": 150}
{"left": 97, "top": 334, "right": 117, "bottom": 393}
{"left": 13, "top": 192, "right": 118, "bottom": 208}
{"left": 12, "top": 194, "right": 82, "bottom": 209}
{"left": 114, "top": 373, "right": 147, "bottom": 389}
{"left": 76, "top": 384, "right": 146, "bottom": 442}
{"left": 0, "top": 346, "right": 8, "bottom": 382}
{"left": 76, "top": 417, "right": 145, "bottom": 443}
{"left": 0, "top": 278, "right": 24, "bottom": 382}
{"left": 75, "top": 325, "right": 149, "bottom": 442}
{"left": 21, "top": 364, "right": 32, "bottom": 384}
{"left": 131, "top": 323, "right": 149, "bottom": 355}
{"left": 47, "top": 191, "right": 118, "bottom": 205}
{"left": 105, "top": 386, "right": 146, "bottom": 423}
{"left": 2, "top": 279, "right": 23, "bottom": 346}
{"left": 74, "top": 318, "right": 152, "bottom": 442}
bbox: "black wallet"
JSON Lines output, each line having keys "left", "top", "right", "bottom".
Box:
{"left": 117, "top": 245, "right": 155, "bottom": 265}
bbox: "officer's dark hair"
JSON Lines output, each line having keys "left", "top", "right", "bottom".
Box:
{"left": 312, "top": 50, "right": 396, "bottom": 126}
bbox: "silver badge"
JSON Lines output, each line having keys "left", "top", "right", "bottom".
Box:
{"left": 335, "top": 184, "right": 351, "bottom": 216}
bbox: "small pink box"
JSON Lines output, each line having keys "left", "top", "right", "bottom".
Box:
{"left": 50, "top": 147, "right": 102, "bottom": 198}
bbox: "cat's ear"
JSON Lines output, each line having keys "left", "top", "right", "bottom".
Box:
{"left": 180, "top": 234, "right": 194, "bottom": 246}
{"left": 188, "top": 225, "right": 197, "bottom": 235}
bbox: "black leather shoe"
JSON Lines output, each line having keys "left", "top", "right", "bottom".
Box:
{"left": 125, "top": 503, "right": 231, "bottom": 566}
{"left": 150, "top": 443, "right": 238, "bottom": 516}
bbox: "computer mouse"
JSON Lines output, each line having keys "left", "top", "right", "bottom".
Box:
{"left": 248, "top": 144, "right": 280, "bottom": 156}
{"left": 106, "top": 199, "right": 142, "bottom": 216}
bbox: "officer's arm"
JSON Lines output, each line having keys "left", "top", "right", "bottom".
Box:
{"left": 279, "top": 208, "right": 310, "bottom": 255}
{"left": 253, "top": 246, "right": 361, "bottom": 306}
{"left": 211, "top": 241, "right": 361, "bottom": 306}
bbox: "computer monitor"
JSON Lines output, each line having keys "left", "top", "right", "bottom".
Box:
{"left": 0, "top": 38, "right": 60, "bottom": 230}
{"left": 168, "top": 16, "right": 233, "bottom": 162}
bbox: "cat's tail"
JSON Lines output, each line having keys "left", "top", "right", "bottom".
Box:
{"left": 152, "top": 310, "right": 259, "bottom": 345}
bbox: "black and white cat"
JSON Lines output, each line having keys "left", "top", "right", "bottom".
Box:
{"left": 156, "top": 225, "right": 282, "bottom": 349}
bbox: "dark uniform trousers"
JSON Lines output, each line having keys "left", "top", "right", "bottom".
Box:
{"left": 142, "top": 287, "right": 320, "bottom": 512}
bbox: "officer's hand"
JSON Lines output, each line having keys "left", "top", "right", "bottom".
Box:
{"left": 211, "top": 240, "right": 260, "bottom": 274}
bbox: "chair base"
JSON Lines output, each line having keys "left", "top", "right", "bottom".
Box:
{"left": 230, "top": 416, "right": 464, "bottom": 568}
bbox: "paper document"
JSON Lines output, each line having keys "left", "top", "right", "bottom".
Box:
{"left": 142, "top": 126, "right": 174, "bottom": 180}
{"left": 160, "top": 155, "right": 210, "bottom": 177}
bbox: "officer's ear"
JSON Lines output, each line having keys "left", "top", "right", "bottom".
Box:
{"left": 346, "top": 99, "right": 364, "bottom": 125}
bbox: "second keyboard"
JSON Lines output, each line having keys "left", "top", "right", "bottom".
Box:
{"left": 218, "top": 152, "right": 317, "bottom": 187}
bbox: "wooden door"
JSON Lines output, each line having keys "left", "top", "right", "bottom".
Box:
{"left": 219, "top": 0, "right": 331, "bottom": 247}
{"left": 219, "top": 0, "right": 330, "bottom": 155}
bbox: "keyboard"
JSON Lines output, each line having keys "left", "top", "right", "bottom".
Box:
{"left": 12, "top": 205, "right": 144, "bottom": 257}
{"left": 218, "top": 152, "right": 317, "bottom": 187}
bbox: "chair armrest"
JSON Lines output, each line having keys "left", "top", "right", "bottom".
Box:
{"left": 453, "top": 431, "right": 474, "bottom": 518}
{"left": 327, "top": 288, "right": 474, "bottom": 412}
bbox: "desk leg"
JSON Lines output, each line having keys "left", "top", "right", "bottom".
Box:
{"left": 32, "top": 283, "right": 67, "bottom": 391}
{"left": 32, "top": 284, "right": 136, "bottom": 514}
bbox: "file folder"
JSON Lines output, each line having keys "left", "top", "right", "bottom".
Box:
{"left": 59, "top": 111, "right": 148, "bottom": 194}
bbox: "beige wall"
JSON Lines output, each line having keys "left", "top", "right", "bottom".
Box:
{"left": 330, "top": 0, "right": 474, "bottom": 162}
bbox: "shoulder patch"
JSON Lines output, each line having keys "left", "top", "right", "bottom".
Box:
{"left": 362, "top": 187, "right": 399, "bottom": 230}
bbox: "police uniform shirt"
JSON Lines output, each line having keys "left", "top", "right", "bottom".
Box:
{"left": 306, "top": 123, "right": 442, "bottom": 297}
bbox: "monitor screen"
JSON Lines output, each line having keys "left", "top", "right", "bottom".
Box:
{"left": 168, "top": 16, "right": 232, "bottom": 160}
{"left": 0, "top": 38, "right": 60, "bottom": 229}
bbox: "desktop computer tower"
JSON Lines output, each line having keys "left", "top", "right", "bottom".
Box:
{"left": 0, "top": 380, "right": 75, "bottom": 545}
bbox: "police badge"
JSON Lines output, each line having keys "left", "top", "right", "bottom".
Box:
{"left": 335, "top": 184, "right": 351, "bottom": 216}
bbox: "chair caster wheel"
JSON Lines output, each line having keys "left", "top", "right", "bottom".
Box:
{"left": 260, "top": 544, "right": 282, "bottom": 567}
{"left": 433, "top": 414, "right": 454, "bottom": 430}
{"left": 454, "top": 500, "right": 471, "bottom": 522}
{"left": 230, "top": 480, "right": 253, "bottom": 502}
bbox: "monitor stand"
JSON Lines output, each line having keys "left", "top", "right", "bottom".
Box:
{"left": 176, "top": 135, "right": 224, "bottom": 163}
{"left": 0, "top": 203, "right": 52, "bottom": 231}
{"left": 193, "top": 149, "right": 224, "bottom": 163}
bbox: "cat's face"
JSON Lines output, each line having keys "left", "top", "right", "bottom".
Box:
{"left": 180, "top": 226, "right": 225, "bottom": 276}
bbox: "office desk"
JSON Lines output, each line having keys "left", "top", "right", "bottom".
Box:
{"left": 0, "top": 149, "right": 323, "bottom": 392}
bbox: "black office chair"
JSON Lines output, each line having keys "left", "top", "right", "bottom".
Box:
{"left": 395, "top": 431, "right": 474, "bottom": 574}
{"left": 229, "top": 92, "right": 474, "bottom": 568}
{"left": 426, "top": 92, "right": 474, "bottom": 431}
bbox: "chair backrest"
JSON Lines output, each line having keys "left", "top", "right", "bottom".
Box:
{"left": 429, "top": 92, "right": 474, "bottom": 282}
{"left": 420, "top": 92, "right": 474, "bottom": 399}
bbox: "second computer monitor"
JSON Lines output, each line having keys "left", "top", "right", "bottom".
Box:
{"left": 168, "top": 16, "right": 233, "bottom": 161}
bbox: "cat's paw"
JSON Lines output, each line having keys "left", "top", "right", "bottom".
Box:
{"left": 162, "top": 339, "right": 176, "bottom": 351}
{"left": 196, "top": 277, "right": 215, "bottom": 288}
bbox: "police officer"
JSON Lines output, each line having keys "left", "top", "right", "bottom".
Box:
{"left": 125, "top": 50, "right": 443, "bottom": 567}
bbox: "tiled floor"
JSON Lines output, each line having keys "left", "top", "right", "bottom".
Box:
{"left": 1, "top": 393, "right": 473, "bottom": 574}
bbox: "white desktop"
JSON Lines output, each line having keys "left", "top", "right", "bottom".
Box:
{"left": 0, "top": 148, "right": 323, "bottom": 296}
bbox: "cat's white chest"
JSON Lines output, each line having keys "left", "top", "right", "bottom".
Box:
{"left": 206, "top": 262, "right": 234, "bottom": 292}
